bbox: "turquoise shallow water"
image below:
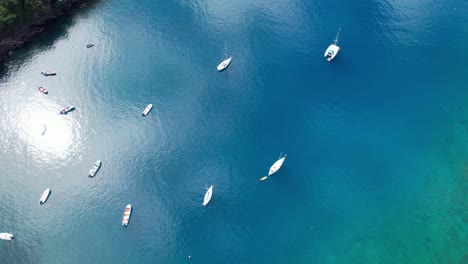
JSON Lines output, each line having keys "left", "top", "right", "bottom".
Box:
{"left": 0, "top": 0, "right": 467, "bottom": 263}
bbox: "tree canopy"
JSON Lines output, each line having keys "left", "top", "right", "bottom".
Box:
{"left": 0, "top": 0, "right": 66, "bottom": 34}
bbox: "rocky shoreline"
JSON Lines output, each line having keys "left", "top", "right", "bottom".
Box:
{"left": 0, "top": 0, "right": 90, "bottom": 63}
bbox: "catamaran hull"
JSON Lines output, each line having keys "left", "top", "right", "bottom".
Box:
{"left": 324, "top": 44, "right": 340, "bottom": 62}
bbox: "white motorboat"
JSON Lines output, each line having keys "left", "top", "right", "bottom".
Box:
{"left": 41, "top": 125, "right": 47, "bottom": 135}
{"left": 60, "top": 105, "right": 75, "bottom": 115}
{"left": 0, "top": 233, "right": 13, "bottom": 241}
{"left": 260, "top": 153, "right": 287, "bottom": 181}
{"left": 41, "top": 70, "right": 56, "bottom": 76}
{"left": 39, "top": 188, "right": 51, "bottom": 205}
{"left": 88, "top": 160, "right": 102, "bottom": 178}
{"left": 203, "top": 185, "right": 213, "bottom": 206}
{"left": 217, "top": 41, "right": 232, "bottom": 71}
{"left": 324, "top": 28, "right": 341, "bottom": 62}
{"left": 122, "top": 204, "right": 132, "bottom": 226}
{"left": 142, "top": 104, "right": 153, "bottom": 117}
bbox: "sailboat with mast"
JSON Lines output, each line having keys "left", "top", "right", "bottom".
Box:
{"left": 217, "top": 41, "right": 232, "bottom": 71}
{"left": 324, "top": 28, "right": 341, "bottom": 62}
{"left": 260, "top": 153, "right": 287, "bottom": 181}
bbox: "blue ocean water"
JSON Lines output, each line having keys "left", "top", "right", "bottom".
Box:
{"left": 0, "top": 0, "right": 467, "bottom": 263}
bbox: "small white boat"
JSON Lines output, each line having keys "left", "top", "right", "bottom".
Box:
{"left": 39, "top": 188, "right": 51, "bottom": 205}
{"left": 142, "top": 104, "right": 153, "bottom": 117}
{"left": 41, "top": 70, "right": 56, "bottom": 76}
{"left": 38, "top": 87, "right": 48, "bottom": 94}
{"left": 217, "top": 41, "right": 232, "bottom": 72}
{"left": 0, "top": 233, "right": 13, "bottom": 241}
{"left": 122, "top": 204, "right": 132, "bottom": 226}
{"left": 41, "top": 125, "right": 47, "bottom": 135}
{"left": 217, "top": 57, "right": 232, "bottom": 71}
{"left": 203, "top": 185, "right": 213, "bottom": 206}
{"left": 60, "top": 105, "right": 75, "bottom": 115}
{"left": 88, "top": 160, "right": 102, "bottom": 178}
{"left": 324, "top": 28, "right": 341, "bottom": 62}
{"left": 260, "top": 153, "right": 287, "bottom": 181}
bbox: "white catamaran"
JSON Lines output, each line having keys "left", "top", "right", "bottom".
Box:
{"left": 203, "top": 185, "right": 213, "bottom": 206}
{"left": 324, "top": 28, "right": 341, "bottom": 62}
{"left": 217, "top": 42, "right": 232, "bottom": 72}
{"left": 260, "top": 153, "right": 287, "bottom": 181}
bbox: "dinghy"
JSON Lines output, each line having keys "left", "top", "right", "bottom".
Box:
{"left": 260, "top": 153, "right": 287, "bottom": 181}
{"left": 122, "top": 204, "right": 132, "bottom": 226}
{"left": 142, "top": 104, "right": 153, "bottom": 116}
{"left": 324, "top": 28, "right": 341, "bottom": 62}
{"left": 88, "top": 160, "right": 102, "bottom": 178}
{"left": 60, "top": 105, "right": 75, "bottom": 115}
{"left": 41, "top": 70, "right": 56, "bottom": 76}
{"left": 203, "top": 185, "right": 213, "bottom": 206}
{"left": 38, "top": 87, "right": 48, "bottom": 94}
{"left": 39, "top": 188, "right": 51, "bottom": 205}
{"left": 0, "top": 233, "right": 13, "bottom": 241}
{"left": 86, "top": 43, "right": 95, "bottom": 48}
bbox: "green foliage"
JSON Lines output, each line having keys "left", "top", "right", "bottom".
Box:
{"left": 0, "top": 0, "right": 66, "bottom": 34}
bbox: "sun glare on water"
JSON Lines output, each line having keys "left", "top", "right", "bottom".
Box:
{"left": 16, "top": 107, "right": 82, "bottom": 163}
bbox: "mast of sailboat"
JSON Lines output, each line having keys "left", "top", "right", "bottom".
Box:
{"left": 333, "top": 28, "right": 341, "bottom": 45}
{"left": 224, "top": 40, "right": 228, "bottom": 59}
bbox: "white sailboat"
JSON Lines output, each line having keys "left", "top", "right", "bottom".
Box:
{"left": 39, "top": 188, "right": 51, "bottom": 205}
{"left": 324, "top": 28, "right": 341, "bottom": 62}
{"left": 260, "top": 153, "right": 287, "bottom": 181}
{"left": 203, "top": 185, "right": 213, "bottom": 206}
{"left": 41, "top": 125, "right": 47, "bottom": 135}
{"left": 0, "top": 233, "right": 13, "bottom": 241}
{"left": 217, "top": 41, "right": 232, "bottom": 72}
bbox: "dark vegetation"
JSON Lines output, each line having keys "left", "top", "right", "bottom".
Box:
{"left": 0, "top": 0, "right": 72, "bottom": 34}
{"left": 0, "top": 0, "right": 88, "bottom": 62}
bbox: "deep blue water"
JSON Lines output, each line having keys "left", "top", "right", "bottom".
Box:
{"left": 1, "top": 0, "right": 467, "bottom": 263}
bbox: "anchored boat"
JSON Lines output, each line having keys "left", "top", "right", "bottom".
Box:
{"left": 203, "top": 185, "right": 213, "bottom": 206}
{"left": 260, "top": 153, "right": 287, "bottom": 181}
{"left": 122, "top": 204, "right": 132, "bottom": 226}
{"left": 38, "top": 87, "right": 48, "bottom": 94}
{"left": 217, "top": 41, "right": 232, "bottom": 72}
{"left": 324, "top": 28, "right": 341, "bottom": 62}
{"left": 41, "top": 70, "right": 56, "bottom": 76}
{"left": 142, "top": 104, "right": 153, "bottom": 117}
{"left": 0, "top": 233, "right": 13, "bottom": 241}
{"left": 86, "top": 43, "right": 95, "bottom": 48}
{"left": 88, "top": 160, "right": 102, "bottom": 178}
{"left": 60, "top": 105, "right": 75, "bottom": 115}
{"left": 39, "top": 188, "right": 51, "bottom": 205}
